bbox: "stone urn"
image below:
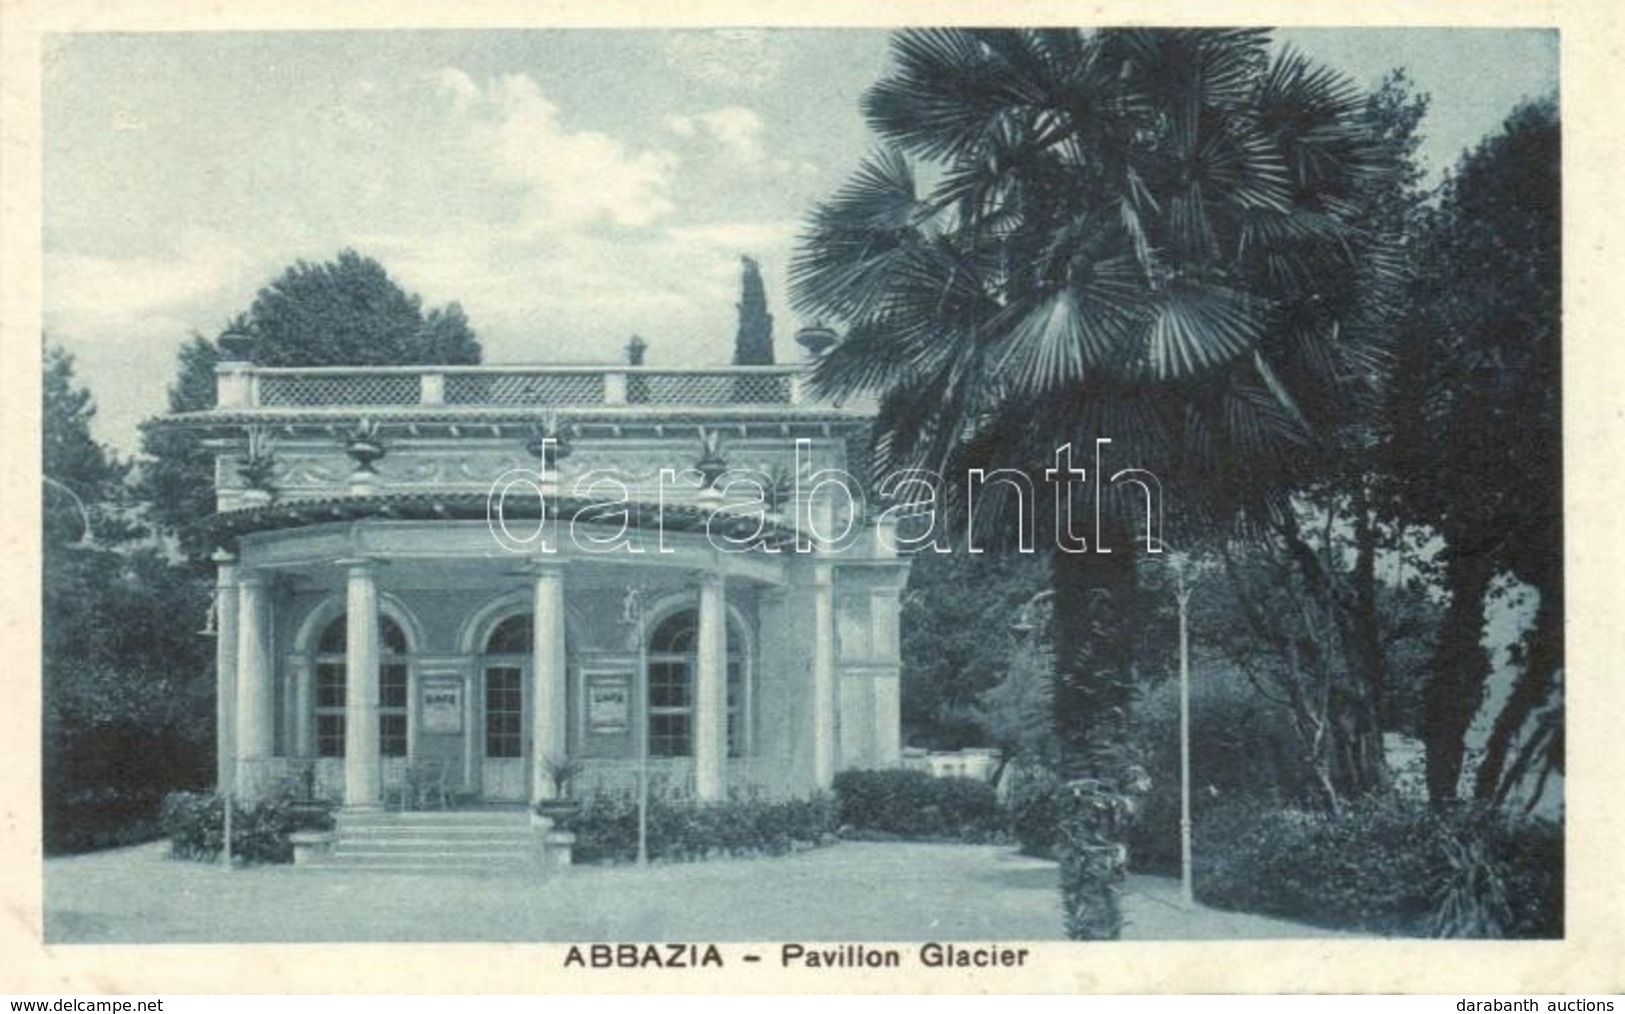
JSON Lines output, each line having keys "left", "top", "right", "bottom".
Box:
{"left": 344, "top": 419, "right": 387, "bottom": 491}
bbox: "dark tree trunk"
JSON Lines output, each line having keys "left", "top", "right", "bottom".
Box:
{"left": 1474, "top": 576, "right": 1563, "bottom": 804}
{"left": 1423, "top": 550, "right": 1496, "bottom": 805}
{"left": 1049, "top": 531, "right": 1140, "bottom": 941}
{"left": 1277, "top": 504, "right": 1387, "bottom": 799}
{"left": 1350, "top": 480, "right": 1389, "bottom": 742}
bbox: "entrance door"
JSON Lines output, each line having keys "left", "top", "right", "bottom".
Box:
{"left": 482, "top": 664, "right": 527, "bottom": 801}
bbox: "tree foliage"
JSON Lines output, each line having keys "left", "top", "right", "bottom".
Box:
{"left": 793, "top": 27, "right": 1405, "bottom": 938}
{"left": 43, "top": 349, "right": 213, "bottom": 852}
{"left": 732, "top": 255, "right": 775, "bottom": 365}
{"left": 138, "top": 250, "right": 484, "bottom": 560}
{"left": 249, "top": 249, "right": 481, "bottom": 367}
{"left": 898, "top": 548, "right": 1046, "bottom": 748}
{"left": 43, "top": 345, "right": 133, "bottom": 547}
{"left": 1386, "top": 99, "right": 1560, "bottom": 805}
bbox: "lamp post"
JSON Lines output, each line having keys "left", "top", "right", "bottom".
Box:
{"left": 1173, "top": 563, "right": 1196, "bottom": 908}
{"left": 1147, "top": 538, "right": 1206, "bottom": 908}
{"left": 620, "top": 585, "right": 651, "bottom": 866}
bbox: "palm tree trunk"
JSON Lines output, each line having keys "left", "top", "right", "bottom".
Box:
{"left": 1049, "top": 529, "right": 1140, "bottom": 940}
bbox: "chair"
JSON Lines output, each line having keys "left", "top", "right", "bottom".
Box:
{"left": 408, "top": 759, "right": 452, "bottom": 811}
{"left": 382, "top": 757, "right": 413, "bottom": 811}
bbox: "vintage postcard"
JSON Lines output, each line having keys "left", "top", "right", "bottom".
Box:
{"left": 2, "top": 0, "right": 1621, "bottom": 996}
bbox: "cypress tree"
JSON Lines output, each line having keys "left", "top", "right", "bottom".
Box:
{"left": 732, "top": 256, "right": 774, "bottom": 365}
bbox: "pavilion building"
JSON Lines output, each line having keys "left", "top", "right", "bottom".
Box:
{"left": 153, "top": 340, "right": 908, "bottom": 818}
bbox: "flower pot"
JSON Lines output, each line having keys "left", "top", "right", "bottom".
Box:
{"left": 534, "top": 798, "right": 581, "bottom": 822}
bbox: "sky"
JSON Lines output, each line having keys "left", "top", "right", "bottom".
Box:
{"left": 41, "top": 28, "right": 1558, "bottom": 454}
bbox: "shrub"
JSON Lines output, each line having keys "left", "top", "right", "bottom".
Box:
{"left": 44, "top": 786, "right": 169, "bottom": 855}
{"left": 1006, "top": 768, "right": 1064, "bottom": 857}
{"left": 832, "top": 768, "right": 1003, "bottom": 842}
{"left": 161, "top": 789, "right": 335, "bottom": 865}
{"left": 1194, "top": 796, "right": 1562, "bottom": 939}
{"left": 558, "top": 791, "right": 838, "bottom": 865}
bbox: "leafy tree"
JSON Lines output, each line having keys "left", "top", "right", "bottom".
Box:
{"left": 973, "top": 636, "right": 1058, "bottom": 778}
{"left": 138, "top": 251, "right": 483, "bottom": 559}
{"left": 792, "top": 28, "right": 1403, "bottom": 937}
{"left": 249, "top": 249, "right": 480, "bottom": 367}
{"left": 42, "top": 349, "right": 213, "bottom": 851}
{"left": 898, "top": 549, "right": 1047, "bottom": 748}
{"left": 1386, "top": 100, "right": 1560, "bottom": 806}
{"left": 43, "top": 344, "right": 133, "bottom": 547}
{"left": 732, "top": 255, "right": 775, "bottom": 365}
{"left": 137, "top": 336, "right": 221, "bottom": 561}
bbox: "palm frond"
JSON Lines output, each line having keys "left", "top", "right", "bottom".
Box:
{"left": 1139, "top": 279, "right": 1269, "bottom": 379}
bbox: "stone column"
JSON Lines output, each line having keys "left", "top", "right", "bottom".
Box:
{"left": 234, "top": 571, "right": 272, "bottom": 801}
{"left": 531, "top": 563, "right": 568, "bottom": 803}
{"left": 343, "top": 559, "right": 382, "bottom": 809}
{"left": 292, "top": 659, "right": 315, "bottom": 759}
{"left": 870, "top": 586, "right": 904, "bottom": 767}
{"left": 811, "top": 563, "right": 836, "bottom": 790}
{"left": 212, "top": 551, "right": 239, "bottom": 794}
{"left": 694, "top": 572, "right": 727, "bottom": 801}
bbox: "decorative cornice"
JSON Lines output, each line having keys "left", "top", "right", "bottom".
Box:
{"left": 209, "top": 490, "right": 801, "bottom": 550}
{"left": 146, "top": 406, "right": 872, "bottom": 437}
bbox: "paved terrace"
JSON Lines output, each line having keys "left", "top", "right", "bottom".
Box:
{"left": 44, "top": 841, "right": 1357, "bottom": 944}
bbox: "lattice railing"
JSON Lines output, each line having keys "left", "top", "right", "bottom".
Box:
{"left": 444, "top": 371, "right": 605, "bottom": 405}
{"left": 231, "top": 366, "right": 805, "bottom": 409}
{"left": 257, "top": 372, "right": 420, "bottom": 407}
{"left": 629, "top": 371, "right": 791, "bottom": 405}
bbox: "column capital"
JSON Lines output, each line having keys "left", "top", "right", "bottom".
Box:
{"left": 210, "top": 548, "right": 238, "bottom": 566}
{"left": 525, "top": 559, "right": 567, "bottom": 580}
{"left": 335, "top": 556, "right": 384, "bottom": 575}
{"left": 693, "top": 568, "right": 726, "bottom": 589}
{"left": 812, "top": 563, "right": 835, "bottom": 588}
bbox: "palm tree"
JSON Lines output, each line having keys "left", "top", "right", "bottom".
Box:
{"left": 791, "top": 28, "right": 1402, "bottom": 938}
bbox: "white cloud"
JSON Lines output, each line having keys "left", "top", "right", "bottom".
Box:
{"left": 666, "top": 105, "right": 817, "bottom": 184}
{"left": 667, "top": 106, "right": 765, "bottom": 162}
{"left": 434, "top": 68, "right": 678, "bottom": 230}
{"left": 46, "top": 237, "right": 251, "bottom": 330}
{"left": 432, "top": 66, "right": 480, "bottom": 110}
{"left": 664, "top": 30, "right": 786, "bottom": 90}
{"left": 667, "top": 219, "right": 799, "bottom": 252}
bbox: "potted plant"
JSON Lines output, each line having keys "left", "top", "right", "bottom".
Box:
{"left": 344, "top": 418, "right": 387, "bottom": 494}
{"left": 694, "top": 427, "right": 727, "bottom": 494}
{"left": 534, "top": 754, "right": 583, "bottom": 823}
{"left": 763, "top": 464, "right": 795, "bottom": 525}
{"left": 524, "top": 414, "right": 572, "bottom": 483}
{"left": 237, "top": 426, "right": 277, "bottom": 505}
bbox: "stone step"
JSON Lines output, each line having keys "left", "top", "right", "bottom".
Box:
{"left": 298, "top": 808, "right": 568, "bottom": 873}
{"left": 336, "top": 811, "right": 530, "bottom": 826}
{"left": 336, "top": 826, "right": 533, "bottom": 838}
{"left": 333, "top": 838, "right": 529, "bottom": 851}
{"left": 303, "top": 863, "right": 526, "bottom": 873}
{"left": 334, "top": 839, "right": 531, "bottom": 851}
{"left": 331, "top": 848, "right": 529, "bottom": 861}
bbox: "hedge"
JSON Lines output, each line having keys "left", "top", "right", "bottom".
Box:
{"left": 161, "top": 791, "right": 335, "bottom": 865}
{"left": 1195, "top": 797, "right": 1562, "bottom": 939}
{"left": 45, "top": 786, "right": 170, "bottom": 855}
{"left": 556, "top": 792, "right": 838, "bottom": 864}
{"left": 832, "top": 768, "right": 1003, "bottom": 842}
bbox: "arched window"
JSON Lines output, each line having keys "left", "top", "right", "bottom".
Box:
{"left": 645, "top": 609, "right": 746, "bottom": 759}
{"left": 482, "top": 614, "right": 531, "bottom": 760}
{"left": 314, "top": 615, "right": 409, "bottom": 758}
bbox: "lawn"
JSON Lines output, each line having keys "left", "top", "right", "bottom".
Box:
{"left": 43, "top": 840, "right": 1355, "bottom": 944}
